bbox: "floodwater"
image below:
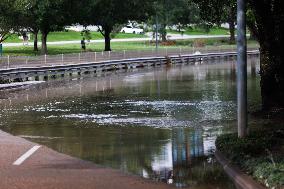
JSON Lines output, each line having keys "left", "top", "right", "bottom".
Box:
{"left": 0, "top": 57, "right": 261, "bottom": 188}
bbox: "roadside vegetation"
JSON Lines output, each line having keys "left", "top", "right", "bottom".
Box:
{"left": 1, "top": 38, "right": 259, "bottom": 56}
{"left": 216, "top": 128, "right": 284, "bottom": 189}
{"left": 4, "top": 31, "right": 147, "bottom": 43}
{"left": 168, "top": 26, "right": 232, "bottom": 35}
{"left": 3, "top": 26, "right": 232, "bottom": 44}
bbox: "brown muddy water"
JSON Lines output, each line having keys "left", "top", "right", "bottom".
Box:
{"left": 0, "top": 57, "right": 263, "bottom": 188}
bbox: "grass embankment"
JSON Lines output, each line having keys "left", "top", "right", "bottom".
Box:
{"left": 5, "top": 27, "right": 232, "bottom": 43}
{"left": 4, "top": 31, "right": 146, "bottom": 43}
{"left": 216, "top": 129, "right": 284, "bottom": 189}
{"left": 168, "top": 26, "right": 231, "bottom": 35}
{"left": 2, "top": 38, "right": 259, "bottom": 56}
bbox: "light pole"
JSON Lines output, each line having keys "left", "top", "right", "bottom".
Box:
{"left": 237, "top": 0, "right": 247, "bottom": 138}
{"left": 155, "top": 14, "right": 159, "bottom": 54}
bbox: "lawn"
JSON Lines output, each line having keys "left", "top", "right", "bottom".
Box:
{"left": 4, "top": 27, "right": 234, "bottom": 44}
{"left": 4, "top": 31, "right": 147, "bottom": 43}
{"left": 168, "top": 26, "right": 232, "bottom": 35}
{"left": 1, "top": 38, "right": 259, "bottom": 56}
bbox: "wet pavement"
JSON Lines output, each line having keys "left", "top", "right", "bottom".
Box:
{"left": 0, "top": 130, "right": 176, "bottom": 189}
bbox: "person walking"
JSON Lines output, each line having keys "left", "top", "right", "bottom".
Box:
{"left": 81, "top": 37, "right": 86, "bottom": 51}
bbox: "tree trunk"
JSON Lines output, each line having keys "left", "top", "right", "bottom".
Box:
{"left": 228, "top": 7, "right": 235, "bottom": 43}
{"left": 104, "top": 28, "right": 111, "bottom": 51}
{"left": 229, "top": 20, "right": 235, "bottom": 43}
{"left": 41, "top": 31, "right": 48, "bottom": 55}
{"left": 161, "top": 24, "right": 167, "bottom": 42}
{"left": 247, "top": 0, "right": 284, "bottom": 112}
{"left": 259, "top": 45, "right": 284, "bottom": 111}
{"left": 33, "top": 31, "right": 39, "bottom": 52}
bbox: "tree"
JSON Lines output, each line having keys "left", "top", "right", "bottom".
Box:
{"left": 196, "top": 0, "right": 284, "bottom": 111}
{"left": 85, "top": 0, "right": 154, "bottom": 51}
{"left": 0, "top": 0, "right": 25, "bottom": 43}
{"left": 24, "top": 0, "right": 82, "bottom": 54}
{"left": 153, "top": 0, "right": 200, "bottom": 42}
{"left": 194, "top": 0, "right": 237, "bottom": 43}
{"left": 247, "top": 0, "right": 284, "bottom": 111}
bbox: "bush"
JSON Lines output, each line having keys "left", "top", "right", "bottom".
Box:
{"left": 216, "top": 129, "right": 284, "bottom": 189}
{"left": 160, "top": 40, "right": 176, "bottom": 46}
{"left": 193, "top": 39, "right": 206, "bottom": 47}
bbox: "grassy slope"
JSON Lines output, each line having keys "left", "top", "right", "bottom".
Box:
{"left": 4, "top": 31, "right": 146, "bottom": 43}
{"left": 5, "top": 27, "right": 233, "bottom": 43}
{"left": 168, "top": 27, "right": 232, "bottom": 35}
{"left": 2, "top": 39, "right": 259, "bottom": 56}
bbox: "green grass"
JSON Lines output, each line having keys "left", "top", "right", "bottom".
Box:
{"left": 168, "top": 26, "right": 232, "bottom": 35}
{"left": 216, "top": 129, "right": 284, "bottom": 189}
{"left": 5, "top": 27, "right": 233, "bottom": 43}
{"left": 4, "top": 31, "right": 147, "bottom": 43}
{"left": 1, "top": 38, "right": 259, "bottom": 56}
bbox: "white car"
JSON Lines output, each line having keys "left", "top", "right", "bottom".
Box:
{"left": 120, "top": 26, "right": 144, "bottom": 34}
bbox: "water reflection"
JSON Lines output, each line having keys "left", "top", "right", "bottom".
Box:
{"left": 0, "top": 58, "right": 261, "bottom": 188}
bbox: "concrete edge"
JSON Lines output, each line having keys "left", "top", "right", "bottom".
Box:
{"left": 0, "top": 81, "right": 45, "bottom": 91}
{"left": 215, "top": 150, "right": 266, "bottom": 189}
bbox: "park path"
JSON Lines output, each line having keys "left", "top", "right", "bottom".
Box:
{"left": 3, "top": 34, "right": 231, "bottom": 47}
{"left": 0, "top": 129, "right": 175, "bottom": 189}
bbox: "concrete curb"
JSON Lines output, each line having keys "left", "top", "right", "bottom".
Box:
{"left": 0, "top": 81, "right": 44, "bottom": 90}
{"left": 215, "top": 150, "right": 266, "bottom": 189}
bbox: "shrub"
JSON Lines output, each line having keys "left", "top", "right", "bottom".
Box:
{"left": 216, "top": 129, "right": 284, "bottom": 189}
{"left": 193, "top": 39, "right": 206, "bottom": 47}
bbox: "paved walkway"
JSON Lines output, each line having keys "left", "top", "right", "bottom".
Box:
{"left": 0, "top": 130, "right": 174, "bottom": 189}
{"left": 3, "top": 34, "right": 231, "bottom": 47}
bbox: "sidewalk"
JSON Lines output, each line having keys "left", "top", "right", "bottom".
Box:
{"left": 3, "top": 34, "right": 231, "bottom": 47}
{"left": 0, "top": 130, "right": 174, "bottom": 189}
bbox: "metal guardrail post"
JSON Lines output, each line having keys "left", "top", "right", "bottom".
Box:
{"left": 45, "top": 54, "right": 47, "bottom": 64}
{"left": 62, "top": 54, "right": 64, "bottom": 64}
{"left": 0, "top": 43, "right": 3, "bottom": 56}
{"left": 123, "top": 50, "right": 126, "bottom": 59}
{"left": 7, "top": 55, "right": 10, "bottom": 68}
{"left": 95, "top": 52, "right": 97, "bottom": 62}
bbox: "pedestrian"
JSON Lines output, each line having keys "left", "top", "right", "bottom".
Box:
{"left": 81, "top": 37, "right": 86, "bottom": 51}
{"left": 22, "top": 32, "right": 28, "bottom": 46}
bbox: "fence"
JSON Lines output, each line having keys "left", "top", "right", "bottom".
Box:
{"left": 0, "top": 46, "right": 257, "bottom": 70}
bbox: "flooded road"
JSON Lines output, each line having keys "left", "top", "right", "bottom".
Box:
{"left": 0, "top": 57, "right": 261, "bottom": 188}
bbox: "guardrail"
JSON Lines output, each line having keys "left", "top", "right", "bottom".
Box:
{"left": 0, "top": 46, "right": 258, "bottom": 69}
{"left": 0, "top": 50, "right": 259, "bottom": 83}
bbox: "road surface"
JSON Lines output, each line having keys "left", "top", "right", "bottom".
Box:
{"left": 0, "top": 129, "right": 174, "bottom": 189}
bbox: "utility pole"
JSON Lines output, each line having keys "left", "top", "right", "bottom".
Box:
{"left": 155, "top": 14, "right": 159, "bottom": 54}
{"left": 237, "top": 0, "right": 247, "bottom": 138}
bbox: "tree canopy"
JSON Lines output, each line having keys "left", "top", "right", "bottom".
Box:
{"left": 82, "top": 0, "right": 154, "bottom": 51}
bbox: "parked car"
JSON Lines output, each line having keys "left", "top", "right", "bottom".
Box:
{"left": 120, "top": 25, "right": 144, "bottom": 34}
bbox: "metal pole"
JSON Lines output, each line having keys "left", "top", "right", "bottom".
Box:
{"left": 237, "top": 0, "right": 247, "bottom": 138}
{"left": 7, "top": 55, "right": 10, "bottom": 68}
{"left": 155, "top": 14, "right": 159, "bottom": 54}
